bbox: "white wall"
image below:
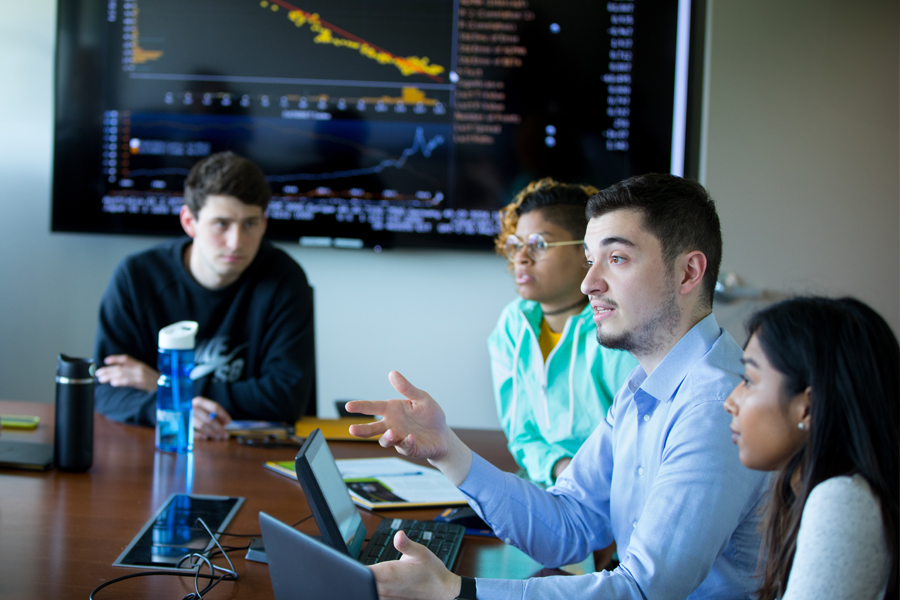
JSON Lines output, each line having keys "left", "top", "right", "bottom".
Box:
{"left": 1, "top": 1, "right": 897, "bottom": 428}
{"left": 704, "top": 0, "right": 899, "bottom": 337}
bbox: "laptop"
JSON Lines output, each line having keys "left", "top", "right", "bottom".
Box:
{"left": 260, "top": 511, "right": 377, "bottom": 600}
{"left": 293, "top": 428, "right": 465, "bottom": 567}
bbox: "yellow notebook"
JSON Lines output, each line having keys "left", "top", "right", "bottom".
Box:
{"left": 293, "top": 417, "right": 376, "bottom": 442}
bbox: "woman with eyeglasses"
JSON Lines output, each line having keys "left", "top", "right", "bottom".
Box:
{"left": 489, "top": 178, "right": 638, "bottom": 488}
{"left": 724, "top": 297, "right": 898, "bottom": 600}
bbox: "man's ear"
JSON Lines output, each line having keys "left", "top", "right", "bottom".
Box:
{"left": 180, "top": 205, "right": 197, "bottom": 238}
{"left": 677, "top": 250, "right": 707, "bottom": 297}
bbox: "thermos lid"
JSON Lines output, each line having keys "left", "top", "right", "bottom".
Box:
{"left": 158, "top": 321, "right": 199, "bottom": 350}
{"left": 57, "top": 354, "right": 94, "bottom": 379}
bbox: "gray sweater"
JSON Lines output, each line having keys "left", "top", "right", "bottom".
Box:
{"left": 783, "top": 474, "right": 890, "bottom": 600}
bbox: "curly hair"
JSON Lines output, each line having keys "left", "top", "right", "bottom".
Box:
{"left": 494, "top": 178, "right": 599, "bottom": 258}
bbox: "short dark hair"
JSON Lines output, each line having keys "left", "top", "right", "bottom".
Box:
{"left": 495, "top": 178, "right": 598, "bottom": 257}
{"left": 183, "top": 152, "right": 271, "bottom": 215}
{"left": 586, "top": 173, "right": 721, "bottom": 308}
{"left": 747, "top": 297, "right": 899, "bottom": 600}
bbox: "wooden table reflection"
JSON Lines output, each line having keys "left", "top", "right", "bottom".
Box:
{"left": 0, "top": 400, "right": 589, "bottom": 599}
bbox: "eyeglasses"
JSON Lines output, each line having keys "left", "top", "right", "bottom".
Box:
{"left": 505, "top": 233, "right": 583, "bottom": 262}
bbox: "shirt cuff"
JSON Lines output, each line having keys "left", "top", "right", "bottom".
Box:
{"left": 474, "top": 578, "right": 526, "bottom": 600}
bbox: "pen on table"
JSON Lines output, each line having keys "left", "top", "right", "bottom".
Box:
{"left": 365, "top": 471, "right": 424, "bottom": 477}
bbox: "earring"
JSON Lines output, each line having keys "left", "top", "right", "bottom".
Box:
{"left": 798, "top": 422, "right": 806, "bottom": 431}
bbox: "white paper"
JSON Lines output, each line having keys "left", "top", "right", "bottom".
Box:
{"left": 336, "top": 457, "right": 466, "bottom": 504}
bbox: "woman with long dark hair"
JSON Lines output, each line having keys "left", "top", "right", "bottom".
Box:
{"left": 725, "top": 297, "right": 898, "bottom": 599}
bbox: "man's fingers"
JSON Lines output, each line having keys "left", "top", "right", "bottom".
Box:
{"left": 96, "top": 367, "right": 128, "bottom": 387}
{"left": 192, "top": 397, "right": 223, "bottom": 416}
{"left": 95, "top": 365, "right": 126, "bottom": 380}
{"left": 378, "top": 428, "right": 398, "bottom": 448}
{"left": 388, "top": 371, "right": 426, "bottom": 400}
{"left": 208, "top": 423, "right": 229, "bottom": 441}
{"left": 393, "top": 530, "right": 432, "bottom": 561}
{"left": 192, "top": 414, "right": 212, "bottom": 439}
{"left": 393, "top": 529, "right": 410, "bottom": 552}
{"left": 191, "top": 398, "right": 231, "bottom": 434}
{"left": 192, "top": 413, "right": 229, "bottom": 441}
{"left": 96, "top": 356, "right": 158, "bottom": 392}
{"left": 394, "top": 433, "right": 417, "bottom": 455}
{"left": 349, "top": 420, "right": 388, "bottom": 439}
{"left": 345, "top": 400, "right": 386, "bottom": 416}
{"left": 103, "top": 354, "right": 130, "bottom": 365}
{"left": 378, "top": 430, "right": 417, "bottom": 456}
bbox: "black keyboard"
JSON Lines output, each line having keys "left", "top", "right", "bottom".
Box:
{"left": 359, "top": 518, "right": 465, "bottom": 568}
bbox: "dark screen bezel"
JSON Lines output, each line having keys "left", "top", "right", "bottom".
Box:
{"left": 294, "top": 428, "right": 367, "bottom": 558}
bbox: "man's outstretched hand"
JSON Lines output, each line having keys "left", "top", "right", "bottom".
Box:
{"left": 346, "top": 371, "right": 450, "bottom": 460}
{"left": 345, "top": 371, "right": 473, "bottom": 486}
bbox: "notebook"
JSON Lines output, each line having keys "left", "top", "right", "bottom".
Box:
{"left": 293, "top": 417, "right": 377, "bottom": 442}
{"left": 293, "top": 428, "right": 465, "bottom": 567}
{"left": 0, "top": 441, "right": 54, "bottom": 471}
{"left": 259, "top": 511, "right": 377, "bottom": 600}
{"left": 264, "top": 456, "right": 469, "bottom": 510}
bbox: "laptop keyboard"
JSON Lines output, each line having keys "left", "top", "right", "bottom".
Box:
{"left": 359, "top": 518, "right": 465, "bottom": 568}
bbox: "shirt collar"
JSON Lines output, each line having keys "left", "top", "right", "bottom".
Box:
{"left": 638, "top": 313, "right": 722, "bottom": 404}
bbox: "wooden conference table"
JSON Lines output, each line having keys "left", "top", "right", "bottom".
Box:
{"left": 0, "top": 400, "right": 590, "bottom": 599}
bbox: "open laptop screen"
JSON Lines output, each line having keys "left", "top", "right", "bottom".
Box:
{"left": 295, "top": 428, "right": 367, "bottom": 558}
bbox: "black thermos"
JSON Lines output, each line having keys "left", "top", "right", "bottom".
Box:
{"left": 55, "top": 354, "right": 94, "bottom": 471}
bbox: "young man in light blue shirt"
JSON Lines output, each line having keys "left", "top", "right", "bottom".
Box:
{"left": 348, "top": 174, "right": 769, "bottom": 600}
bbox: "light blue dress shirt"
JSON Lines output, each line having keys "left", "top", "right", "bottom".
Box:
{"left": 460, "top": 314, "right": 770, "bottom": 600}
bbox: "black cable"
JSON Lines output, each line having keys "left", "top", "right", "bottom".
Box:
{"left": 90, "top": 515, "right": 316, "bottom": 598}
{"left": 90, "top": 518, "right": 242, "bottom": 600}
{"left": 209, "top": 513, "right": 314, "bottom": 538}
{"left": 291, "top": 515, "right": 314, "bottom": 527}
{"left": 215, "top": 543, "right": 252, "bottom": 553}
{"left": 88, "top": 569, "right": 233, "bottom": 600}
{"left": 179, "top": 552, "right": 237, "bottom": 599}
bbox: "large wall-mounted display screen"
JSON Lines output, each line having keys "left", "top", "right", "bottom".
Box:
{"left": 53, "top": 0, "right": 695, "bottom": 250}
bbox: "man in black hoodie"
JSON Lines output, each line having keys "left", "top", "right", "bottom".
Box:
{"left": 94, "top": 152, "right": 315, "bottom": 439}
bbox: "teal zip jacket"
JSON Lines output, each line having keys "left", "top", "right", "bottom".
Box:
{"left": 488, "top": 298, "right": 638, "bottom": 486}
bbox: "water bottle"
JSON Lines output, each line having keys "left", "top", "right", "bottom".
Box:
{"left": 55, "top": 354, "right": 94, "bottom": 471}
{"left": 156, "top": 321, "right": 198, "bottom": 454}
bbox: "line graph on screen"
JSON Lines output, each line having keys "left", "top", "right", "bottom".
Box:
{"left": 260, "top": 0, "right": 446, "bottom": 82}
{"left": 118, "top": 114, "right": 449, "bottom": 193}
{"left": 121, "top": 0, "right": 452, "bottom": 85}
